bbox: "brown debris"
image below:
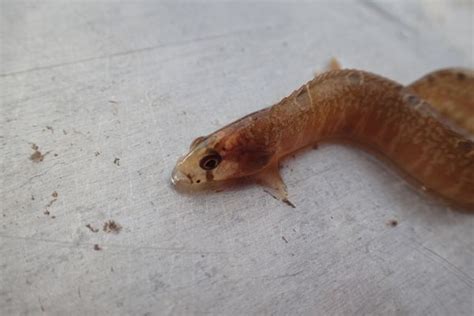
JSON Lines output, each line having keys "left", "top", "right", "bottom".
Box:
{"left": 30, "top": 144, "right": 48, "bottom": 162}
{"left": 113, "top": 158, "right": 120, "bottom": 166}
{"left": 282, "top": 236, "right": 289, "bottom": 243}
{"left": 51, "top": 191, "right": 58, "bottom": 198}
{"left": 86, "top": 224, "right": 99, "bottom": 233}
{"left": 103, "top": 220, "right": 122, "bottom": 234}
{"left": 93, "top": 244, "right": 102, "bottom": 251}
{"left": 386, "top": 219, "right": 398, "bottom": 227}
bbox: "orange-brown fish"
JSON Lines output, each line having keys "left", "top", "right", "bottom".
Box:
{"left": 171, "top": 64, "right": 474, "bottom": 210}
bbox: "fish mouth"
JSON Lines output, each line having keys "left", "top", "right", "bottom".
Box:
{"left": 171, "top": 167, "right": 192, "bottom": 186}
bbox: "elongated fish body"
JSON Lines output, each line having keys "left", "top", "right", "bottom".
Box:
{"left": 172, "top": 68, "right": 474, "bottom": 210}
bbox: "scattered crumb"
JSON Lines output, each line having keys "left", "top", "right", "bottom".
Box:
{"left": 46, "top": 126, "right": 54, "bottom": 133}
{"left": 52, "top": 191, "right": 58, "bottom": 198}
{"left": 85, "top": 224, "right": 99, "bottom": 233}
{"left": 51, "top": 216, "right": 56, "bottom": 219}
{"left": 46, "top": 198, "right": 57, "bottom": 208}
{"left": 109, "top": 100, "right": 118, "bottom": 104}
{"left": 30, "top": 144, "right": 48, "bottom": 162}
{"left": 282, "top": 236, "right": 289, "bottom": 243}
{"left": 93, "top": 244, "right": 102, "bottom": 251}
{"left": 113, "top": 158, "right": 120, "bottom": 166}
{"left": 54, "top": 153, "right": 58, "bottom": 157}
{"left": 31, "top": 195, "right": 35, "bottom": 201}
{"left": 386, "top": 219, "right": 398, "bottom": 227}
{"left": 62, "top": 129, "right": 67, "bottom": 135}
{"left": 94, "top": 151, "right": 100, "bottom": 157}
{"left": 43, "top": 210, "right": 50, "bottom": 216}
{"left": 103, "top": 220, "right": 122, "bottom": 234}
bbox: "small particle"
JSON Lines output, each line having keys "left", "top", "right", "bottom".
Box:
{"left": 52, "top": 191, "right": 58, "bottom": 198}
{"left": 43, "top": 210, "right": 50, "bottom": 216}
{"left": 46, "top": 126, "right": 54, "bottom": 133}
{"left": 103, "top": 220, "right": 122, "bottom": 234}
{"left": 31, "top": 195, "right": 35, "bottom": 201}
{"left": 95, "top": 151, "right": 100, "bottom": 156}
{"left": 282, "top": 236, "right": 289, "bottom": 243}
{"left": 93, "top": 244, "right": 102, "bottom": 251}
{"left": 386, "top": 219, "right": 398, "bottom": 227}
{"left": 85, "top": 224, "right": 99, "bottom": 233}
{"left": 53, "top": 153, "right": 58, "bottom": 157}
{"left": 111, "top": 267, "right": 114, "bottom": 272}
{"left": 62, "top": 129, "right": 67, "bottom": 135}
{"left": 30, "top": 144, "right": 48, "bottom": 162}
{"left": 51, "top": 216, "right": 56, "bottom": 219}
{"left": 109, "top": 100, "right": 118, "bottom": 104}
{"left": 46, "top": 198, "right": 57, "bottom": 208}
{"left": 113, "top": 158, "right": 120, "bottom": 166}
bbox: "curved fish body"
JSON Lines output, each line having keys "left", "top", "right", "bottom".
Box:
{"left": 172, "top": 67, "right": 474, "bottom": 210}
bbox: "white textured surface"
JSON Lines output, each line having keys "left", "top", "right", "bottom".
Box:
{"left": 1, "top": 1, "right": 473, "bottom": 315}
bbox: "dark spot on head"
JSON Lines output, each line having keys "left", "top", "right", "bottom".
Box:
{"left": 206, "top": 171, "right": 214, "bottom": 181}
{"left": 427, "top": 75, "right": 435, "bottom": 83}
{"left": 405, "top": 94, "right": 420, "bottom": 106}
{"left": 457, "top": 72, "right": 466, "bottom": 81}
{"left": 196, "top": 179, "right": 201, "bottom": 184}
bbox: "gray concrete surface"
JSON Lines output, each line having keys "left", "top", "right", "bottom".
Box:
{"left": 1, "top": 1, "right": 473, "bottom": 315}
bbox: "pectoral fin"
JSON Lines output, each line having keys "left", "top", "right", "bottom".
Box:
{"left": 255, "top": 165, "right": 295, "bottom": 208}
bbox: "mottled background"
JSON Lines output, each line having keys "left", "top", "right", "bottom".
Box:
{"left": 1, "top": 1, "right": 473, "bottom": 315}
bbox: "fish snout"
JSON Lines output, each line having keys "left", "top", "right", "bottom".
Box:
{"left": 171, "top": 167, "right": 192, "bottom": 186}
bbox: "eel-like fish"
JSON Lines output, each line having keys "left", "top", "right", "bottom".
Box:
{"left": 171, "top": 63, "right": 474, "bottom": 210}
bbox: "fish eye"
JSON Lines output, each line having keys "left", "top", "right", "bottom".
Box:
{"left": 199, "top": 153, "right": 222, "bottom": 170}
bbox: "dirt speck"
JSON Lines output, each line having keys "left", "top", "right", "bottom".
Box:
{"left": 103, "top": 220, "right": 122, "bottom": 234}
{"left": 46, "top": 198, "right": 57, "bottom": 208}
{"left": 31, "top": 195, "right": 35, "bottom": 201}
{"left": 113, "top": 158, "right": 120, "bottom": 166}
{"left": 30, "top": 144, "right": 48, "bottom": 162}
{"left": 93, "top": 244, "right": 102, "bottom": 251}
{"left": 86, "top": 224, "right": 99, "bottom": 233}
{"left": 46, "top": 126, "right": 54, "bottom": 133}
{"left": 52, "top": 191, "right": 58, "bottom": 198}
{"left": 94, "top": 151, "right": 101, "bottom": 157}
{"left": 282, "top": 236, "right": 289, "bottom": 243}
{"left": 62, "top": 129, "right": 68, "bottom": 135}
{"left": 386, "top": 219, "right": 398, "bottom": 227}
{"left": 43, "top": 210, "right": 50, "bottom": 216}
